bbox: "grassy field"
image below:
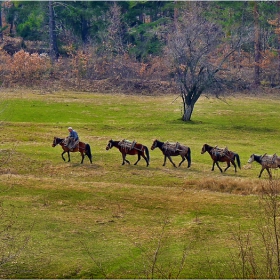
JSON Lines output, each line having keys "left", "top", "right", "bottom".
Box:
{"left": 0, "top": 89, "right": 280, "bottom": 278}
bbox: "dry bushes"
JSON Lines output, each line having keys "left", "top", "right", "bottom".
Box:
{"left": 0, "top": 49, "right": 51, "bottom": 87}
{"left": 186, "top": 177, "right": 266, "bottom": 195}
{"left": 0, "top": 44, "right": 173, "bottom": 93}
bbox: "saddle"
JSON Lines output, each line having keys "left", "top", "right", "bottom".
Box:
{"left": 118, "top": 139, "right": 136, "bottom": 151}
{"left": 211, "top": 146, "right": 229, "bottom": 157}
{"left": 64, "top": 137, "right": 79, "bottom": 151}
{"left": 163, "top": 141, "right": 181, "bottom": 152}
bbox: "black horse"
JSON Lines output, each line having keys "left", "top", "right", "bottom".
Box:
{"left": 52, "top": 137, "right": 92, "bottom": 164}
{"left": 151, "top": 139, "right": 191, "bottom": 168}
{"left": 201, "top": 143, "right": 241, "bottom": 173}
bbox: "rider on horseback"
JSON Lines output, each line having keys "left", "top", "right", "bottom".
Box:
{"left": 65, "top": 127, "right": 79, "bottom": 151}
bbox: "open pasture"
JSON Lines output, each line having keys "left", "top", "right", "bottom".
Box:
{"left": 0, "top": 90, "right": 280, "bottom": 278}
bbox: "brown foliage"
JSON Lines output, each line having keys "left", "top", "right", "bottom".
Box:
{"left": 0, "top": 49, "right": 51, "bottom": 86}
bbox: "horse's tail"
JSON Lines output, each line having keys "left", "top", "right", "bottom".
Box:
{"left": 144, "top": 146, "right": 150, "bottom": 163}
{"left": 86, "top": 144, "right": 93, "bottom": 163}
{"left": 235, "top": 153, "right": 241, "bottom": 169}
{"left": 187, "top": 147, "right": 191, "bottom": 168}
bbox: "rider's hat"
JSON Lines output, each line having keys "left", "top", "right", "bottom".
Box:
{"left": 68, "top": 127, "right": 72, "bottom": 130}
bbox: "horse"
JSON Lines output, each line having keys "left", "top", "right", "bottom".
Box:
{"left": 151, "top": 139, "right": 191, "bottom": 168}
{"left": 106, "top": 139, "right": 150, "bottom": 167}
{"left": 201, "top": 144, "right": 241, "bottom": 173}
{"left": 52, "top": 137, "right": 92, "bottom": 164}
{"left": 248, "top": 153, "right": 280, "bottom": 178}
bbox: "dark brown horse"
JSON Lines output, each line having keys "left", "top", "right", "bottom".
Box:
{"left": 106, "top": 139, "right": 150, "bottom": 166}
{"left": 52, "top": 137, "right": 92, "bottom": 164}
{"left": 151, "top": 139, "right": 191, "bottom": 168}
{"left": 201, "top": 144, "right": 241, "bottom": 173}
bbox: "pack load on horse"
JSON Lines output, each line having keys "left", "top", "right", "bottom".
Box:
{"left": 201, "top": 144, "right": 241, "bottom": 173}
{"left": 211, "top": 146, "right": 229, "bottom": 158}
{"left": 106, "top": 139, "right": 150, "bottom": 166}
{"left": 151, "top": 139, "right": 191, "bottom": 168}
{"left": 247, "top": 153, "right": 280, "bottom": 178}
{"left": 162, "top": 141, "right": 181, "bottom": 153}
{"left": 118, "top": 139, "right": 137, "bottom": 153}
{"left": 52, "top": 137, "right": 92, "bottom": 164}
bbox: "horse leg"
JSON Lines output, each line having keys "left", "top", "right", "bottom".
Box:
{"left": 134, "top": 154, "right": 141, "bottom": 165}
{"left": 211, "top": 161, "right": 215, "bottom": 171}
{"left": 266, "top": 168, "right": 272, "bottom": 179}
{"left": 122, "top": 153, "right": 126, "bottom": 165}
{"left": 80, "top": 152, "right": 85, "bottom": 164}
{"left": 259, "top": 167, "right": 265, "bottom": 178}
{"left": 137, "top": 153, "right": 149, "bottom": 167}
{"left": 163, "top": 155, "right": 167, "bottom": 166}
{"left": 122, "top": 153, "right": 130, "bottom": 165}
{"left": 62, "top": 151, "right": 70, "bottom": 162}
{"left": 168, "top": 156, "right": 177, "bottom": 168}
{"left": 225, "top": 160, "right": 236, "bottom": 172}
{"left": 61, "top": 151, "right": 66, "bottom": 161}
{"left": 224, "top": 161, "right": 231, "bottom": 172}
{"left": 215, "top": 161, "right": 223, "bottom": 173}
{"left": 178, "top": 155, "right": 185, "bottom": 167}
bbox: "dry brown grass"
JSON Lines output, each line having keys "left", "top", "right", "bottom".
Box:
{"left": 189, "top": 177, "right": 265, "bottom": 195}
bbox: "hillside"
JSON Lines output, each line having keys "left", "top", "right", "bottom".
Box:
{"left": 0, "top": 90, "right": 280, "bottom": 278}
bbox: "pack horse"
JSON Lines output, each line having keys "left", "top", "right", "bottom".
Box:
{"left": 248, "top": 153, "right": 280, "bottom": 178}
{"left": 52, "top": 137, "right": 92, "bottom": 164}
{"left": 151, "top": 139, "right": 191, "bottom": 168}
{"left": 201, "top": 144, "right": 241, "bottom": 173}
{"left": 106, "top": 139, "right": 150, "bottom": 166}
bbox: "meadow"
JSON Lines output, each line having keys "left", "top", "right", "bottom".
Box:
{"left": 0, "top": 89, "right": 280, "bottom": 278}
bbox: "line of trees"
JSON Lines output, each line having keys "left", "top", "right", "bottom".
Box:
{"left": 0, "top": 1, "right": 280, "bottom": 120}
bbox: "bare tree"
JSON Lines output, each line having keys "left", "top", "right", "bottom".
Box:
{"left": 106, "top": 2, "right": 125, "bottom": 56}
{"left": 166, "top": 3, "right": 242, "bottom": 121}
{"left": 253, "top": 1, "right": 261, "bottom": 87}
{"left": 49, "top": 1, "right": 59, "bottom": 63}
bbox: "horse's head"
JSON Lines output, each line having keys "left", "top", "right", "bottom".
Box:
{"left": 106, "top": 139, "right": 114, "bottom": 150}
{"left": 52, "top": 137, "right": 63, "bottom": 147}
{"left": 151, "top": 139, "right": 158, "bottom": 150}
{"left": 52, "top": 137, "right": 58, "bottom": 147}
{"left": 247, "top": 154, "right": 255, "bottom": 164}
{"left": 201, "top": 144, "right": 208, "bottom": 154}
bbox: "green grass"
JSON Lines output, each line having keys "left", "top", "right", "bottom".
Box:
{"left": 0, "top": 90, "right": 280, "bottom": 278}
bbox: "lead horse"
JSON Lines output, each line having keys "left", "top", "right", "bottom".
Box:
{"left": 106, "top": 139, "right": 150, "bottom": 166}
{"left": 151, "top": 139, "right": 191, "bottom": 168}
{"left": 248, "top": 153, "right": 280, "bottom": 178}
{"left": 201, "top": 144, "right": 241, "bottom": 173}
{"left": 52, "top": 137, "right": 92, "bottom": 164}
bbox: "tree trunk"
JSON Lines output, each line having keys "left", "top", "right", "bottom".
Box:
{"left": 49, "top": 1, "right": 59, "bottom": 63}
{"left": 182, "top": 104, "right": 194, "bottom": 121}
{"left": 182, "top": 94, "right": 194, "bottom": 121}
{"left": 81, "top": 17, "right": 89, "bottom": 46}
{"left": 254, "top": 1, "right": 261, "bottom": 86}
{"left": 0, "top": 1, "right": 3, "bottom": 42}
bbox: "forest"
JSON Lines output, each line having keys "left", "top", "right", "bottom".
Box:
{"left": 0, "top": 1, "right": 280, "bottom": 119}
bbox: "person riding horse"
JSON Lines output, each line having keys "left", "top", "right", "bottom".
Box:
{"left": 65, "top": 127, "right": 79, "bottom": 151}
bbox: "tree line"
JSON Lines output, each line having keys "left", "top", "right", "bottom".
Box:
{"left": 0, "top": 1, "right": 280, "bottom": 120}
